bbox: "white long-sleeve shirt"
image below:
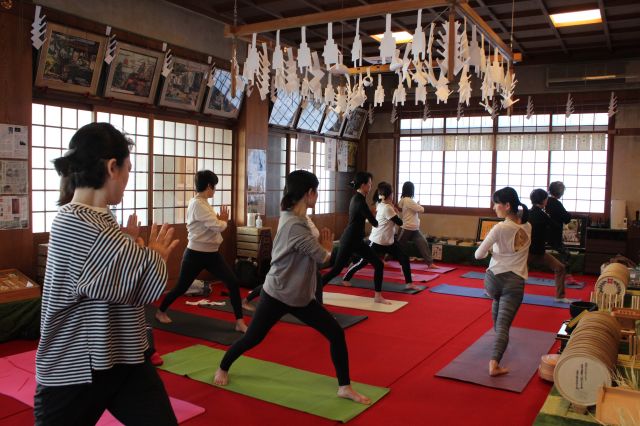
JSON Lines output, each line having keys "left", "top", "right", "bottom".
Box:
{"left": 475, "top": 219, "right": 532, "bottom": 279}
{"left": 398, "top": 197, "right": 424, "bottom": 231}
{"left": 186, "top": 196, "right": 228, "bottom": 252}
{"left": 369, "top": 203, "right": 399, "bottom": 245}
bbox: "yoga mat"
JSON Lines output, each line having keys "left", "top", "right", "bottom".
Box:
{"left": 322, "top": 292, "right": 407, "bottom": 313}
{"left": 144, "top": 305, "right": 242, "bottom": 345}
{"left": 429, "top": 284, "right": 578, "bottom": 309}
{"left": 353, "top": 267, "right": 438, "bottom": 283}
{"left": 435, "top": 327, "right": 556, "bottom": 392}
{"left": 461, "top": 271, "right": 585, "bottom": 289}
{"left": 328, "top": 276, "right": 429, "bottom": 295}
{"left": 200, "top": 299, "right": 368, "bottom": 329}
{"left": 0, "top": 350, "right": 205, "bottom": 424}
{"left": 159, "top": 344, "right": 389, "bottom": 423}
{"left": 385, "top": 260, "right": 454, "bottom": 274}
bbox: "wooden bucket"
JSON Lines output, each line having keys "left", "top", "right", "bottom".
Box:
{"left": 595, "top": 263, "right": 629, "bottom": 296}
{"left": 553, "top": 312, "right": 621, "bottom": 406}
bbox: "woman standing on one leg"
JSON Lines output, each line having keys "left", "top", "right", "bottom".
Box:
{"left": 321, "top": 172, "right": 390, "bottom": 304}
{"left": 214, "top": 170, "right": 370, "bottom": 405}
{"left": 342, "top": 182, "right": 417, "bottom": 290}
{"left": 397, "top": 181, "right": 438, "bottom": 269}
{"left": 546, "top": 181, "right": 576, "bottom": 284}
{"left": 475, "top": 187, "right": 531, "bottom": 377}
{"left": 35, "top": 123, "right": 180, "bottom": 425}
{"left": 156, "top": 170, "right": 248, "bottom": 332}
{"left": 528, "top": 189, "right": 568, "bottom": 303}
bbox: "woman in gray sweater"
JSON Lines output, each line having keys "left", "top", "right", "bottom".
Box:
{"left": 214, "top": 170, "right": 370, "bottom": 404}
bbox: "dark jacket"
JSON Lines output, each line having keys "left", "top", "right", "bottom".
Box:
{"left": 545, "top": 197, "right": 571, "bottom": 247}
{"left": 529, "top": 205, "right": 563, "bottom": 255}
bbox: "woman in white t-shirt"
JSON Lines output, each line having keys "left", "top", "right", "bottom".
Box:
{"left": 342, "top": 182, "right": 416, "bottom": 289}
{"left": 397, "top": 181, "right": 438, "bottom": 268}
{"left": 474, "top": 187, "right": 531, "bottom": 377}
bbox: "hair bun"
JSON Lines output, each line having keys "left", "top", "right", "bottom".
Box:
{"left": 53, "top": 156, "right": 72, "bottom": 176}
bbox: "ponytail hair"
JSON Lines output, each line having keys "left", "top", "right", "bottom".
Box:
{"left": 372, "top": 181, "right": 393, "bottom": 205}
{"left": 492, "top": 186, "right": 529, "bottom": 224}
{"left": 401, "top": 181, "right": 415, "bottom": 198}
{"left": 280, "top": 170, "right": 319, "bottom": 211}
{"left": 349, "top": 171, "right": 373, "bottom": 190}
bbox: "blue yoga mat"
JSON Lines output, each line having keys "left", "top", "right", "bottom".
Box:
{"left": 429, "top": 284, "right": 578, "bottom": 309}
{"left": 461, "top": 271, "right": 584, "bottom": 289}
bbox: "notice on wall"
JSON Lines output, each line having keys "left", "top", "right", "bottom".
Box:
{"left": 296, "top": 133, "right": 311, "bottom": 170}
{"left": 0, "top": 160, "right": 28, "bottom": 194}
{"left": 337, "top": 139, "right": 348, "bottom": 172}
{"left": 0, "top": 196, "right": 28, "bottom": 230}
{"left": 0, "top": 124, "right": 28, "bottom": 159}
{"left": 325, "top": 137, "right": 336, "bottom": 170}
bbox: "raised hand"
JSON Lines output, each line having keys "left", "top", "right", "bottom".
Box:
{"left": 218, "top": 205, "right": 230, "bottom": 222}
{"left": 123, "top": 214, "right": 141, "bottom": 240}
{"left": 319, "top": 227, "right": 335, "bottom": 252}
{"left": 147, "top": 223, "right": 180, "bottom": 262}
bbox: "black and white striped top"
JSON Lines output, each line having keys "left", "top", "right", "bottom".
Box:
{"left": 36, "top": 203, "right": 167, "bottom": 386}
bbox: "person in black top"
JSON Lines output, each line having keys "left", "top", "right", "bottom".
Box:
{"left": 321, "top": 172, "right": 391, "bottom": 305}
{"left": 528, "top": 189, "right": 569, "bottom": 302}
{"left": 546, "top": 181, "right": 577, "bottom": 283}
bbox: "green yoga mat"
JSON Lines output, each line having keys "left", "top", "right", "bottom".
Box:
{"left": 160, "top": 344, "right": 389, "bottom": 422}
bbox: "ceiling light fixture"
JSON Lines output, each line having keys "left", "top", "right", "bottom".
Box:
{"left": 371, "top": 31, "right": 413, "bottom": 44}
{"left": 550, "top": 9, "right": 602, "bottom": 27}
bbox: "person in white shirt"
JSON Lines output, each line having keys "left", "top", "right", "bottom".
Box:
{"left": 475, "top": 187, "right": 531, "bottom": 377}
{"left": 156, "top": 170, "right": 248, "bottom": 333}
{"left": 342, "top": 182, "right": 417, "bottom": 290}
{"left": 397, "top": 181, "right": 438, "bottom": 268}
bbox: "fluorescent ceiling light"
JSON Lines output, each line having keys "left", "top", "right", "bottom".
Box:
{"left": 550, "top": 9, "right": 602, "bottom": 27}
{"left": 371, "top": 31, "right": 413, "bottom": 44}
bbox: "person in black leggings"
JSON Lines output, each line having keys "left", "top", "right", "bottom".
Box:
{"left": 342, "top": 182, "right": 417, "bottom": 290}
{"left": 156, "top": 170, "right": 248, "bottom": 332}
{"left": 214, "top": 170, "right": 370, "bottom": 405}
{"left": 320, "top": 172, "right": 391, "bottom": 304}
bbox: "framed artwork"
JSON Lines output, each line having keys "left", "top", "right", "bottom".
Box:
{"left": 320, "top": 108, "right": 345, "bottom": 137}
{"left": 103, "top": 42, "right": 164, "bottom": 104}
{"left": 158, "top": 57, "right": 209, "bottom": 111}
{"left": 476, "top": 217, "right": 504, "bottom": 242}
{"left": 35, "top": 23, "right": 106, "bottom": 95}
{"left": 347, "top": 141, "right": 358, "bottom": 172}
{"left": 563, "top": 214, "right": 588, "bottom": 248}
{"left": 342, "top": 108, "right": 367, "bottom": 140}
{"left": 203, "top": 68, "right": 244, "bottom": 118}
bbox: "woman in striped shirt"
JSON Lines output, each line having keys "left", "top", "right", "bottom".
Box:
{"left": 34, "top": 123, "right": 180, "bottom": 425}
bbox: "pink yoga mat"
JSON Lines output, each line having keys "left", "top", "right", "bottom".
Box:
{"left": 353, "top": 267, "right": 438, "bottom": 283}
{"left": 385, "top": 260, "right": 455, "bottom": 274}
{"left": 0, "top": 350, "right": 205, "bottom": 424}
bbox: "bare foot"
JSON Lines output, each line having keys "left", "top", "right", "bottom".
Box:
{"left": 337, "top": 385, "right": 371, "bottom": 405}
{"left": 241, "top": 298, "right": 255, "bottom": 312}
{"left": 405, "top": 283, "right": 420, "bottom": 290}
{"left": 341, "top": 280, "right": 352, "bottom": 287}
{"left": 235, "top": 319, "right": 248, "bottom": 333}
{"left": 213, "top": 368, "right": 229, "bottom": 385}
{"left": 155, "top": 310, "right": 172, "bottom": 324}
{"left": 489, "top": 360, "right": 509, "bottom": 376}
{"left": 429, "top": 263, "right": 440, "bottom": 269}
{"left": 373, "top": 293, "right": 393, "bottom": 305}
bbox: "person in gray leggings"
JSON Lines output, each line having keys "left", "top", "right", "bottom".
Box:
{"left": 475, "top": 187, "right": 531, "bottom": 376}
{"left": 397, "top": 181, "right": 438, "bottom": 268}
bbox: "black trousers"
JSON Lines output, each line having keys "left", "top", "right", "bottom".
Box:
{"left": 344, "top": 241, "right": 412, "bottom": 283}
{"left": 246, "top": 271, "right": 323, "bottom": 304}
{"left": 34, "top": 359, "right": 177, "bottom": 426}
{"left": 159, "top": 248, "right": 243, "bottom": 319}
{"left": 219, "top": 291, "right": 351, "bottom": 386}
{"left": 321, "top": 239, "right": 384, "bottom": 293}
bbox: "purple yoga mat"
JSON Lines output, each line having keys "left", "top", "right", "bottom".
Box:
{"left": 435, "top": 327, "right": 556, "bottom": 393}
{"left": 385, "top": 260, "right": 455, "bottom": 274}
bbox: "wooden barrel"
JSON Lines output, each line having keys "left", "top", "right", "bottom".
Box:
{"left": 595, "top": 263, "right": 629, "bottom": 296}
{"left": 553, "top": 312, "right": 621, "bottom": 406}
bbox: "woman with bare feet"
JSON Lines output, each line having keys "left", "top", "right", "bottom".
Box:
{"left": 341, "top": 182, "right": 417, "bottom": 290}
{"left": 397, "top": 181, "right": 439, "bottom": 269}
{"left": 156, "top": 170, "right": 248, "bottom": 333}
{"left": 321, "top": 172, "right": 390, "bottom": 304}
{"left": 474, "top": 187, "right": 531, "bottom": 377}
{"left": 214, "top": 170, "right": 370, "bottom": 405}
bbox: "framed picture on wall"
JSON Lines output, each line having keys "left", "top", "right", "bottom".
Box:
{"left": 342, "top": 108, "right": 367, "bottom": 140}
{"left": 103, "top": 43, "right": 164, "bottom": 104}
{"left": 320, "top": 108, "right": 345, "bottom": 137}
{"left": 35, "top": 23, "right": 106, "bottom": 95}
{"left": 158, "top": 57, "right": 209, "bottom": 111}
{"left": 203, "top": 68, "right": 244, "bottom": 118}
{"left": 476, "top": 217, "right": 504, "bottom": 242}
{"left": 563, "top": 214, "right": 588, "bottom": 248}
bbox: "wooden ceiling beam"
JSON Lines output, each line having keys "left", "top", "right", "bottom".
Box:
{"left": 597, "top": 0, "right": 612, "bottom": 51}
{"left": 457, "top": 2, "right": 514, "bottom": 61}
{"left": 472, "top": 0, "right": 524, "bottom": 54}
{"left": 533, "top": 0, "right": 569, "bottom": 54}
{"left": 224, "top": 0, "right": 460, "bottom": 37}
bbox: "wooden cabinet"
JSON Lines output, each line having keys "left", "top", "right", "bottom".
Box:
{"left": 627, "top": 226, "right": 640, "bottom": 264}
{"left": 584, "top": 228, "right": 628, "bottom": 274}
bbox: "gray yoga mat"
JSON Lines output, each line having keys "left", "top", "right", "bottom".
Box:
{"left": 328, "top": 276, "right": 430, "bottom": 294}
{"left": 429, "top": 284, "right": 578, "bottom": 309}
{"left": 461, "top": 271, "right": 584, "bottom": 289}
{"left": 201, "top": 299, "right": 368, "bottom": 329}
{"left": 144, "top": 305, "right": 242, "bottom": 346}
{"left": 435, "top": 327, "right": 556, "bottom": 392}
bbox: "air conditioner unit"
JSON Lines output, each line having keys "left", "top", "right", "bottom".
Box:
{"left": 546, "top": 61, "right": 638, "bottom": 88}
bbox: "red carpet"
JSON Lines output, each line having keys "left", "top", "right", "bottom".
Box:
{"left": 0, "top": 264, "right": 595, "bottom": 425}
